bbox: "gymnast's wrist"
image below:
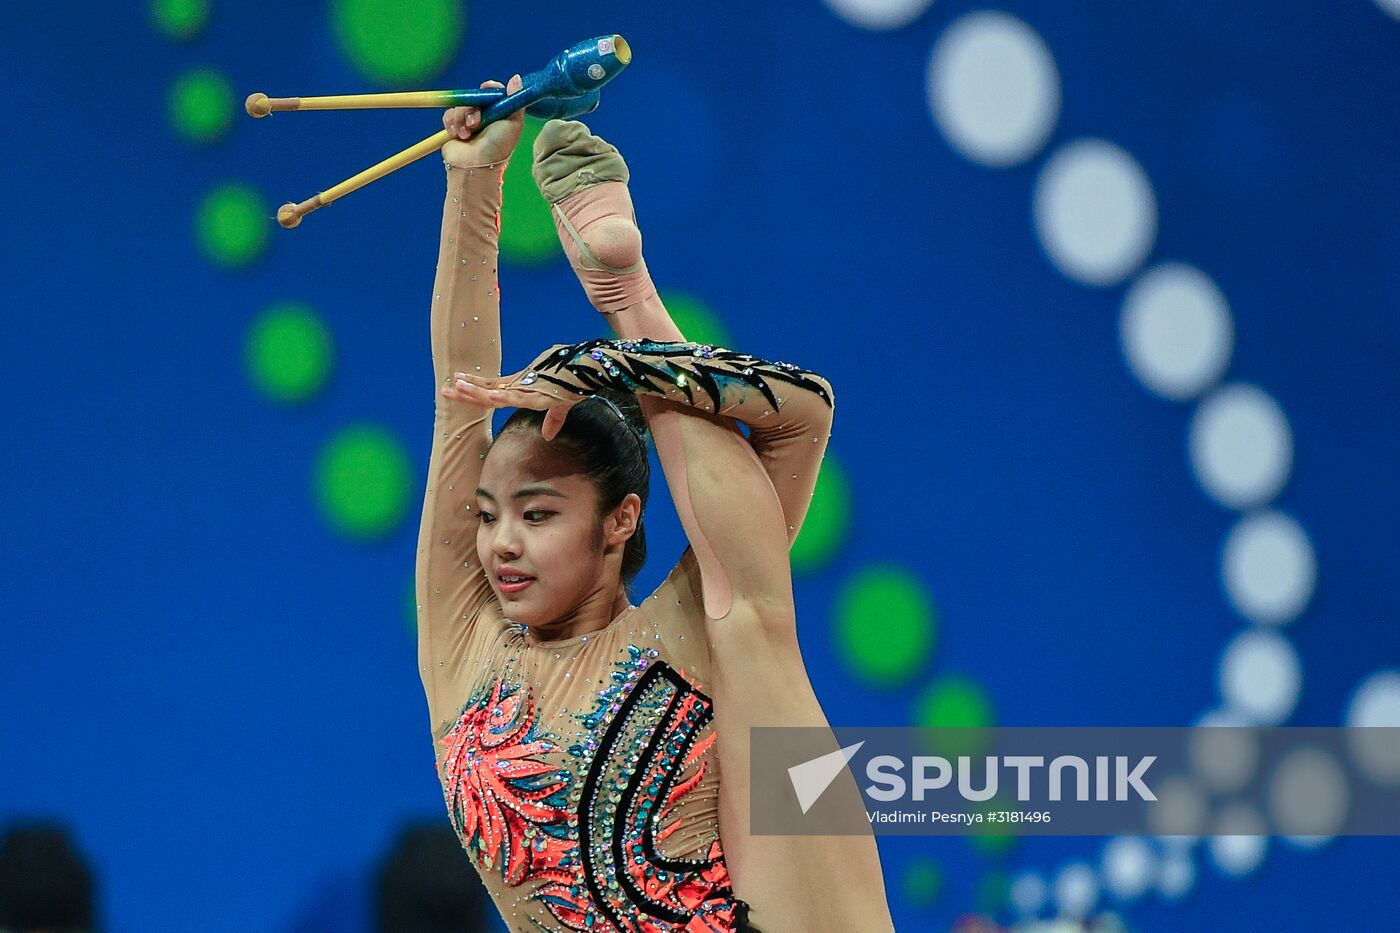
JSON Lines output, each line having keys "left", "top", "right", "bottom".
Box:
{"left": 443, "top": 157, "right": 510, "bottom": 180}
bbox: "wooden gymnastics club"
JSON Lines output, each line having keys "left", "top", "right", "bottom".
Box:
{"left": 245, "top": 88, "right": 506, "bottom": 117}
{"left": 255, "top": 35, "right": 632, "bottom": 229}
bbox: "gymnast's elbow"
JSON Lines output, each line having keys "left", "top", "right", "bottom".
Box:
{"left": 778, "top": 369, "right": 836, "bottom": 433}
{"left": 788, "top": 362, "right": 834, "bottom": 408}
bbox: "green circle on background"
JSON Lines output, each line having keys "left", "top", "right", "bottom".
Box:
{"left": 901, "top": 857, "right": 943, "bottom": 907}
{"left": 197, "top": 183, "right": 270, "bottom": 268}
{"left": 834, "top": 566, "right": 936, "bottom": 687}
{"left": 915, "top": 675, "right": 995, "bottom": 760}
{"left": 500, "top": 117, "right": 562, "bottom": 264}
{"left": 791, "top": 455, "right": 851, "bottom": 573}
{"left": 970, "top": 825, "right": 1018, "bottom": 857}
{"left": 315, "top": 425, "right": 413, "bottom": 539}
{"left": 976, "top": 870, "right": 1011, "bottom": 916}
{"left": 333, "top": 0, "right": 463, "bottom": 86}
{"left": 969, "top": 794, "right": 1021, "bottom": 857}
{"left": 916, "top": 675, "right": 993, "bottom": 730}
{"left": 169, "top": 68, "right": 234, "bottom": 144}
{"left": 246, "top": 303, "right": 333, "bottom": 403}
{"left": 659, "top": 291, "right": 732, "bottom": 348}
{"left": 152, "top": 0, "right": 209, "bottom": 39}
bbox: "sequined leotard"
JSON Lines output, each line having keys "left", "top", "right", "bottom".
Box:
{"left": 416, "top": 158, "right": 891, "bottom": 933}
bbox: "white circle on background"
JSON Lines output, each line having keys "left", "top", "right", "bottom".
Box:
{"left": 1222, "top": 510, "right": 1316, "bottom": 625}
{"left": 822, "top": 0, "right": 934, "bottom": 31}
{"left": 1010, "top": 870, "right": 1047, "bottom": 917}
{"left": 1345, "top": 670, "right": 1400, "bottom": 784}
{"left": 1190, "top": 709, "right": 1259, "bottom": 795}
{"left": 1376, "top": 0, "right": 1400, "bottom": 21}
{"left": 1196, "top": 708, "right": 1248, "bottom": 729}
{"left": 1034, "top": 139, "right": 1157, "bottom": 286}
{"left": 1148, "top": 775, "right": 1208, "bottom": 838}
{"left": 927, "top": 11, "right": 1060, "bottom": 167}
{"left": 1268, "top": 746, "right": 1348, "bottom": 839}
{"left": 1207, "top": 804, "right": 1268, "bottom": 877}
{"left": 1157, "top": 849, "right": 1196, "bottom": 901}
{"left": 1053, "top": 862, "right": 1099, "bottom": 920}
{"left": 1190, "top": 383, "right": 1294, "bottom": 510}
{"left": 1219, "top": 629, "right": 1302, "bottom": 725}
{"left": 1120, "top": 263, "right": 1234, "bottom": 400}
{"left": 1347, "top": 670, "right": 1400, "bottom": 727}
{"left": 1101, "top": 836, "right": 1154, "bottom": 903}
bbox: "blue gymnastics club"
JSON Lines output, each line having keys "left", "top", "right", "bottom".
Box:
{"left": 245, "top": 35, "right": 633, "bottom": 227}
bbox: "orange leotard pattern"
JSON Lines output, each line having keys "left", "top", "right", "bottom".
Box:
{"left": 433, "top": 568, "right": 744, "bottom": 933}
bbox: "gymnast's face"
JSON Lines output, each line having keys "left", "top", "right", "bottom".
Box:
{"left": 474, "top": 428, "right": 636, "bottom": 629}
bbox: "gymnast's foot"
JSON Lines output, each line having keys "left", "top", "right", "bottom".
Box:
{"left": 531, "top": 119, "right": 658, "bottom": 314}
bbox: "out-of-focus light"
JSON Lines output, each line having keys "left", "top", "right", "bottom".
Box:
{"left": 1269, "top": 746, "right": 1348, "bottom": 841}
{"left": 1207, "top": 804, "right": 1267, "bottom": 877}
{"left": 1033, "top": 139, "right": 1157, "bottom": 286}
{"left": 1100, "top": 836, "right": 1154, "bottom": 903}
{"left": 1189, "top": 383, "right": 1293, "bottom": 510}
{"left": 822, "top": 0, "right": 935, "bottom": 31}
{"left": 1156, "top": 848, "right": 1196, "bottom": 901}
{"left": 1052, "top": 862, "right": 1098, "bottom": 920}
{"left": 1222, "top": 510, "right": 1316, "bottom": 625}
{"left": 835, "top": 566, "right": 937, "bottom": 686}
{"left": 927, "top": 11, "right": 1060, "bottom": 167}
{"left": 332, "top": 0, "right": 463, "bottom": 86}
{"left": 1120, "top": 263, "right": 1233, "bottom": 400}
{"left": 1219, "top": 629, "right": 1301, "bottom": 725}
{"left": 1346, "top": 670, "right": 1400, "bottom": 785}
{"left": 1010, "top": 870, "right": 1047, "bottom": 917}
{"left": 1190, "top": 709, "right": 1259, "bottom": 795}
{"left": 1147, "top": 775, "right": 1208, "bottom": 839}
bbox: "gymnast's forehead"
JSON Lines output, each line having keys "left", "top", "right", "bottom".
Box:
{"left": 482, "top": 430, "right": 584, "bottom": 484}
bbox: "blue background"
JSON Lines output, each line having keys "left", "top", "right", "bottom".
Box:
{"left": 2, "top": 1, "right": 1398, "bottom": 930}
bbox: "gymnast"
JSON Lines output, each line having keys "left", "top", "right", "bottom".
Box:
{"left": 416, "top": 73, "right": 895, "bottom": 933}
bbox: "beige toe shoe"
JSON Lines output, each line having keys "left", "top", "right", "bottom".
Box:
{"left": 531, "top": 119, "right": 632, "bottom": 204}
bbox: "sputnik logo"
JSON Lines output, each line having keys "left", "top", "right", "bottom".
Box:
{"left": 787, "top": 741, "right": 866, "bottom": 814}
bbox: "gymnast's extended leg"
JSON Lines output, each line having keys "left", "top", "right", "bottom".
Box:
{"left": 530, "top": 120, "right": 894, "bottom": 933}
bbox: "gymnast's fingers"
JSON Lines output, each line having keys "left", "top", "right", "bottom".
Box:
{"left": 503, "top": 74, "right": 524, "bottom": 121}
{"left": 443, "top": 107, "right": 466, "bottom": 139}
{"left": 541, "top": 408, "right": 569, "bottom": 442}
{"left": 456, "top": 371, "right": 502, "bottom": 389}
{"left": 447, "top": 377, "right": 507, "bottom": 409}
{"left": 457, "top": 374, "right": 560, "bottom": 413}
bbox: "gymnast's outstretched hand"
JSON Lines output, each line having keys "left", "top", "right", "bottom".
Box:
{"left": 440, "top": 369, "right": 583, "bottom": 442}
{"left": 441, "top": 73, "right": 526, "bottom": 168}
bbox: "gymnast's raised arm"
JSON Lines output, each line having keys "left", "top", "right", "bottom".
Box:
{"left": 414, "top": 75, "right": 524, "bottom": 719}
